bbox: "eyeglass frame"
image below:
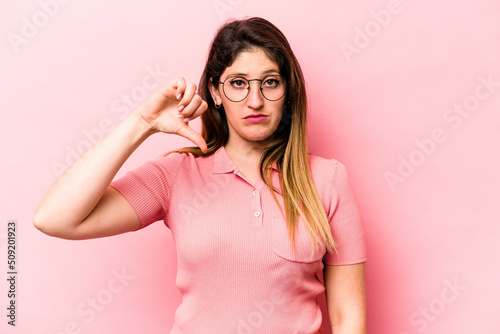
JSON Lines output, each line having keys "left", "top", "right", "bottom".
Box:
{"left": 217, "top": 75, "right": 288, "bottom": 103}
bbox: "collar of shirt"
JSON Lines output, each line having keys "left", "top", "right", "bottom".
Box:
{"left": 212, "top": 146, "right": 279, "bottom": 174}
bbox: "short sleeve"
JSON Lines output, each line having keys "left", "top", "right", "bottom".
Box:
{"left": 110, "top": 153, "right": 185, "bottom": 230}
{"left": 322, "top": 160, "right": 367, "bottom": 265}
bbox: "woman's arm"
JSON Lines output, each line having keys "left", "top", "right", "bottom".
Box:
{"left": 33, "top": 77, "right": 207, "bottom": 240}
{"left": 323, "top": 262, "right": 367, "bottom": 334}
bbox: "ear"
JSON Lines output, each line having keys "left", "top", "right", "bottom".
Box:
{"left": 208, "top": 78, "right": 222, "bottom": 105}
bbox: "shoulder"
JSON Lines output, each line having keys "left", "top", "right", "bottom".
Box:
{"left": 151, "top": 150, "right": 213, "bottom": 173}
{"left": 307, "top": 153, "right": 347, "bottom": 184}
{"left": 307, "top": 154, "right": 355, "bottom": 203}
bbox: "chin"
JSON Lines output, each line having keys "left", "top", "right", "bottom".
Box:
{"left": 245, "top": 135, "right": 270, "bottom": 142}
{"left": 244, "top": 128, "right": 276, "bottom": 141}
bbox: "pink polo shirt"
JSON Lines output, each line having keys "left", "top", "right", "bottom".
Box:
{"left": 110, "top": 145, "right": 366, "bottom": 333}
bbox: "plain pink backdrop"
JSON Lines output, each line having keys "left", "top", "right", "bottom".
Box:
{"left": 1, "top": 0, "right": 499, "bottom": 333}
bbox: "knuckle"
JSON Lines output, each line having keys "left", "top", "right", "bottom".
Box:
{"left": 177, "top": 77, "right": 186, "bottom": 87}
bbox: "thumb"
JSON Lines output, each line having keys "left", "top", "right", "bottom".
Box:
{"left": 176, "top": 125, "right": 208, "bottom": 153}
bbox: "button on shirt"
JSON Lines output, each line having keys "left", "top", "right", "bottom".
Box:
{"left": 110, "top": 145, "right": 366, "bottom": 334}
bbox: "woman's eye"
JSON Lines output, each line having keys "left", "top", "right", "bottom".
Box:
{"left": 230, "top": 79, "right": 246, "bottom": 88}
{"left": 264, "top": 78, "right": 279, "bottom": 87}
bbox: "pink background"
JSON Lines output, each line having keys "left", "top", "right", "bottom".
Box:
{"left": 1, "top": 0, "right": 499, "bottom": 333}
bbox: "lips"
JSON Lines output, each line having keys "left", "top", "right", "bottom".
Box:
{"left": 244, "top": 114, "right": 268, "bottom": 123}
{"left": 244, "top": 114, "right": 267, "bottom": 119}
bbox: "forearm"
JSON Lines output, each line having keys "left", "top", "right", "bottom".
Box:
{"left": 324, "top": 263, "right": 367, "bottom": 334}
{"left": 34, "top": 110, "right": 155, "bottom": 231}
{"left": 331, "top": 317, "right": 367, "bottom": 334}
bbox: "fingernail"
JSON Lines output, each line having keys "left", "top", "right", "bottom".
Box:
{"left": 177, "top": 114, "right": 184, "bottom": 119}
{"left": 177, "top": 93, "right": 182, "bottom": 100}
{"left": 178, "top": 105, "right": 185, "bottom": 112}
{"left": 183, "top": 117, "right": 189, "bottom": 122}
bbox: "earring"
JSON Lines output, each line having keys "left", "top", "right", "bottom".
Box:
{"left": 214, "top": 98, "right": 221, "bottom": 109}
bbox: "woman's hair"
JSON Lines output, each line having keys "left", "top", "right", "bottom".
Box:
{"left": 165, "top": 17, "right": 336, "bottom": 257}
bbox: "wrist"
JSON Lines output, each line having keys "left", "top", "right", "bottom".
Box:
{"left": 130, "top": 109, "right": 158, "bottom": 138}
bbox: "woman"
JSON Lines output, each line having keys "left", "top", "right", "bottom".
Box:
{"left": 34, "top": 17, "right": 367, "bottom": 333}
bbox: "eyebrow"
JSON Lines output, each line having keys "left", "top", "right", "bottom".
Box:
{"left": 225, "top": 69, "right": 280, "bottom": 78}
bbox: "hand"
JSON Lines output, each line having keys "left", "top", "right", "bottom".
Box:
{"left": 136, "top": 77, "right": 208, "bottom": 152}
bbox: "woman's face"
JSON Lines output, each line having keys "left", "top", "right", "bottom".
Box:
{"left": 210, "top": 48, "right": 286, "bottom": 148}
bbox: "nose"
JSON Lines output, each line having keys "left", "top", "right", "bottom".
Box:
{"left": 246, "top": 81, "right": 264, "bottom": 109}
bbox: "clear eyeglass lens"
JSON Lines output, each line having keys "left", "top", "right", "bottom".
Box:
{"left": 222, "top": 76, "right": 285, "bottom": 101}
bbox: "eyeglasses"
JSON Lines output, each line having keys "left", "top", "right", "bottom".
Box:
{"left": 218, "top": 75, "right": 286, "bottom": 102}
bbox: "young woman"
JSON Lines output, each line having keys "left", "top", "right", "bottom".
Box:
{"left": 34, "top": 17, "right": 367, "bottom": 334}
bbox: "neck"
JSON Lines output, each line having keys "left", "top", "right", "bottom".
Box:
{"left": 224, "top": 137, "right": 269, "bottom": 168}
{"left": 225, "top": 143, "right": 261, "bottom": 163}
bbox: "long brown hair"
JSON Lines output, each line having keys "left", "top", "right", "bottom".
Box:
{"left": 165, "top": 17, "right": 336, "bottom": 257}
